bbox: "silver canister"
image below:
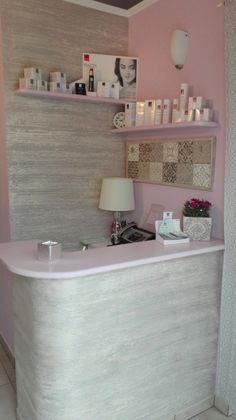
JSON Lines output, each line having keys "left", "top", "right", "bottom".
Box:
{"left": 37, "top": 241, "right": 62, "bottom": 261}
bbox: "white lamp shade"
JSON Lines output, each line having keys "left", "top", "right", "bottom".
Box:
{"left": 170, "top": 29, "right": 189, "bottom": 69}
{"left": 99, "top": 177, "right": 135, "bottom": 212}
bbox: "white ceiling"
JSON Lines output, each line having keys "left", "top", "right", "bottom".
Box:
{"left": 64, "top": 0, "right": 160, "bottom": 17}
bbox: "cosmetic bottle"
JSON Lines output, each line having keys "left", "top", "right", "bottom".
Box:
{"left": 88, "top": 68, "right": 94, "bottom": 92}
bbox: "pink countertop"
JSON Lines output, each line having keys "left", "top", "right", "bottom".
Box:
{"left": 0, "top": 239, "right": 225, "bottom": 279}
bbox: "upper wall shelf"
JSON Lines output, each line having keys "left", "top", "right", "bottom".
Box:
{"left": 110, "top": 121, "right": 219, "bottom": 136}
{"left": 15, "top": 89, "right": 129, "bottom": 106}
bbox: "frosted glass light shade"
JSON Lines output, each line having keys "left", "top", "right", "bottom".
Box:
{"left": 99, "top": 177, "right": 135, "bottom": 212}
{"left": 170, "top": 29, "right": 189, "bottom": 69}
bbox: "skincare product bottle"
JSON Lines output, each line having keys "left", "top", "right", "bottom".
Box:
{"left": 88, "top": 68, "right": 94, "bottom": 92}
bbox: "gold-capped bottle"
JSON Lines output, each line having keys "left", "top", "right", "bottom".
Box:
{"left": 88, "top": 68, "right": 94, "bottom": 92}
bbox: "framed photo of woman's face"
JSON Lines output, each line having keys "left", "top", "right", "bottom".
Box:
{"left": 82, "top": 52, "right": 138, "bottom": 100}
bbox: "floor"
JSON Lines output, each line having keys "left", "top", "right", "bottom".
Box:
{"left": 0, "top": 342, "right": 233, "bottom": 420}
{"left": 0, "top": 342, "right": 16, "bottom": 420}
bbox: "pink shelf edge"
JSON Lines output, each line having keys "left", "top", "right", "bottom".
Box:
{"left": 110, "top": 121, "right": 219, "bottom": 134}
{"left": 15, "top": 89, "right": 128, "bottom": 105}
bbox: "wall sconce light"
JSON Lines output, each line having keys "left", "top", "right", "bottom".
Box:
{"left": 170, "top": 29, "right": 189, "bottom": 70}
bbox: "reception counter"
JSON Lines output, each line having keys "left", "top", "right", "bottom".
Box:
{"left": 0, "top": 239, "right": 225, "bottom": 420}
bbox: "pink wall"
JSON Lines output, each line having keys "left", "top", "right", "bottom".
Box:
{"left": 0, "top": 18, "right": 13, "bottom": 352}
{"left": 128, "top": 0, "right": 225, "bottom": 239}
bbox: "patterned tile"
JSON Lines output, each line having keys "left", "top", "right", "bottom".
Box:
{"left": 178, "top": 141, "right": 193, "bottom": 163}
{"left": 176, "top": 163, "right": 193, "bottom": 185}
{"left": 139, "top": 143, "right": 151, "bottom": 162}
{"left": 193, "top": 164, "right": 212, "bottom": 189}
{"left": 163, "top": 162, "right": 177, "bottom": 183}
{"left": 127, "top": 161, "right": 139, "bottom": 178}
{"left": 127, "top": 143, "right": 139, "bottom": 162}
{"left": 149, "top": 143, "right": 163, "bottom": 162}
{"left": 138, "top": 162, "right": 150, "bottom": 180}
{"left": 163, "top": 142, "right": 178, "bottom": 162}
{"left": 149, "top": 162, "right": 163, "bottom": 183}
{"left": 193, "top": 140, "right": 212, "bottom": 164}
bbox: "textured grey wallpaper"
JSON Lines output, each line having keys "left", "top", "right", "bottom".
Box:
{"left": 0, "top": 0, "right": 128, "bottom": 249}
{"left": 215, "top": 1, "right": 236, "bottom": 417}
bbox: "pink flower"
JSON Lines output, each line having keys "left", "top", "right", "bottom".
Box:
{"left": 201, "top": 200, "right": 211, "bottom": 210}
{"left": 188, "top": 198, "right": 200, "bottom": 208}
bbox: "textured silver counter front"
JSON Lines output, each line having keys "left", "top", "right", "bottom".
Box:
{"left": 13, "top": 251, "right": 223, "bottom": 420}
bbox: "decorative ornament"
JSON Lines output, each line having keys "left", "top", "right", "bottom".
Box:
{"left": 113, "top": 112, "right": 125, "bottom": 129}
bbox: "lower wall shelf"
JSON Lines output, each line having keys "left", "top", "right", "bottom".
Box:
{"left": 110, "top": 121, "right": 219, "bottom": 136}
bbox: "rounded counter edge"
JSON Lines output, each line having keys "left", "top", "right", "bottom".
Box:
{"left": 0, "top": 239, "right": 225, "bottom": 279}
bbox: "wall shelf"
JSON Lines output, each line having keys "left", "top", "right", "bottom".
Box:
{"left": 110, "top": 121, "right": 219, "bottom": 136}
{"left": 15, "top": 89, "right": 129, "bottom": 106}
{"left": 15, "top": 90, "right": 219, "bottom": 137}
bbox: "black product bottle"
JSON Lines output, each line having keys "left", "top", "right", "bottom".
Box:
{"left": 88, "top": 68, "right": 94, "bottom": 92}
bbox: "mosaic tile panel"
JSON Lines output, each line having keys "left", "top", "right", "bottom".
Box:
{"left": 126, "top": 137, "right": 216, "bottom": 190}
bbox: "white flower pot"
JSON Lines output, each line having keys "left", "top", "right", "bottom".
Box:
{"left": 183, "top": 216, "right": 212, "bottom": 241}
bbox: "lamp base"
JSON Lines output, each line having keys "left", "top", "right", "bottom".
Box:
{"left": 110, "top": 212, "right": 126, "bottom": 245}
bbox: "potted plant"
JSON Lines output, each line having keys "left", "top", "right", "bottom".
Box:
{"left": 183, "top": 198, "right": 212, "bottom": 240}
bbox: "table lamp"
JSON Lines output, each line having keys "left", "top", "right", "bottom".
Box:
{"left": 99, "top": 177, "right": 135, "bottom": 244}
